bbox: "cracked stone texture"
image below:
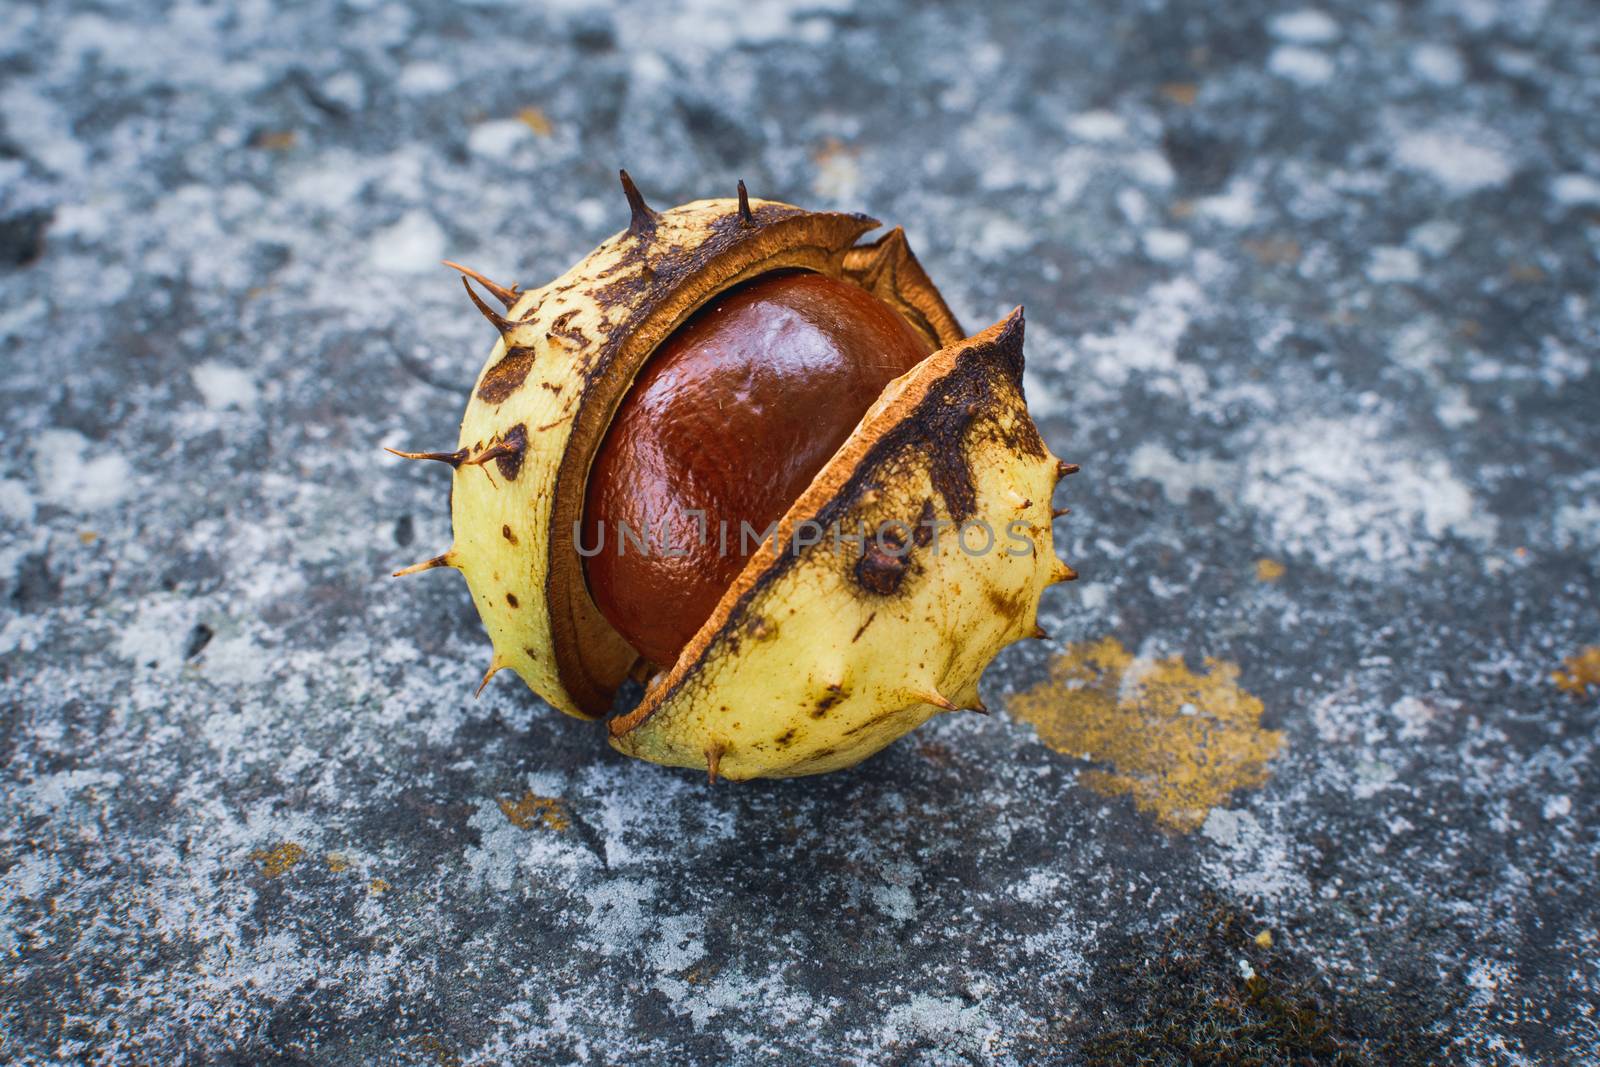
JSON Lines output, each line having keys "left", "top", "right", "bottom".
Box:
{"left": 2, "top": 0, "right": 1598, "bottom": 1063}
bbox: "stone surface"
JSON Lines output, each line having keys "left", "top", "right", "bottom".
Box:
{"left": 2, "top": 1, "right": 1597, "bottom": 1063}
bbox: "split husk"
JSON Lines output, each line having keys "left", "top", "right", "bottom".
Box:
{"left": 394, "top": 176, "right": 1075, "bottom": 779}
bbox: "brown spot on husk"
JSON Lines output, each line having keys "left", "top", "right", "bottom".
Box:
{"left": 547, "top": 309, "right": 588, "bottom": 347}
{"left": 985, "top": 584, "right": 1027, "bottom": 625}
{"left": 476, "top": 347, "right": 536, "bottom": 404}
{"left": 854, "top": 540, "right": 908, "bottom": 595}
{"left": 491, "top": 423, "right": 527, "bottom": 480}
{"left": 812, "top": 685, "right": 847, "bottom": 718}
{"left": 462, "top": 424, "right": 528, "bottom": 481}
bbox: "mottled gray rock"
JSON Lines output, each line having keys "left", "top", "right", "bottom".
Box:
{"left": 2, "top": 0, "right": 1598, "bottom": 1064}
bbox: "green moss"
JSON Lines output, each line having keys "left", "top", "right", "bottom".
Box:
{"left": 1060, "top": 895, "right": 1450, "bottom": 1066}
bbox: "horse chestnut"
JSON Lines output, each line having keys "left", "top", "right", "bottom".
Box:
{"left": 582, "top": 270, "right": 934, "bottom": 668}
{"left": 392, "top": 174, "right": 1077, "bottom": 780}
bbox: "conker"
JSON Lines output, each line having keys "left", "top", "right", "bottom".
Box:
{"left": 582, "top": 270, "right": 934, "bottom": 667}
{"left": 394, "top": 177, "right": 1077, "bottom": 779}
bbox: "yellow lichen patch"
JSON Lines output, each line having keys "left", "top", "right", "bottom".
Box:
{"left": 1160, "top": 82, "right": 1199, "bottom": 106}
{"left": 518, "top": 106, "right": 552, "bottom": 136}
{"left": 497, "top": 791, "right": 571, "bottom": 832}
{"left": 682, "top": 961, "right": 721, "bottom": 985}
{"left": 1553, "top": 647, "right": 1600, "bottom": 695}
{"left": 1255, "top": 558, "right": 1286, "bottom": 582}
{"left": 250, "top": 129, "right": 296, "bottom": 151}
{"left": 325, "top": 852, "right": 351, "bottom": 873}
{"left": 368, "top": 878, "right": 390, "bottom": 895}
{"left": 251, "top": 842, "right": 305, "bottom": 878}
{"left": 1008, "top": 637, "right": 1284, "bottom": 832}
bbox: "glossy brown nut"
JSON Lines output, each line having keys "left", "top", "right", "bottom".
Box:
{"left": 582, "top": 269, "right": 935, "bottom": 668}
